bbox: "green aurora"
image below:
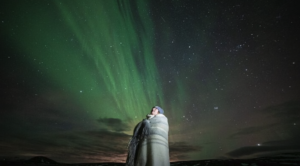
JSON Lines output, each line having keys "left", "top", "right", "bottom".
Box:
{"left": 2, "top": 0, "right": 299, "bottom": 163}
{"left": 6, "top": 0, "right": 186, "bottom": 128}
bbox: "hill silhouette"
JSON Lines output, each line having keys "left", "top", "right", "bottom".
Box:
{"left": 27, "top": 156, "right": 58, "bottom": 164}
{"left": 0, "top": 152, "right": 299, "bottom": 165}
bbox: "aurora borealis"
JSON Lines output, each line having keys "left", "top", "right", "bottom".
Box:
{"left": 1, "top": 0, "right": 300, "bottom": 164}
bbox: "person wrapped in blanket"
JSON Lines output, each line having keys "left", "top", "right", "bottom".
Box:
{"left": 126, "top": 106, "right": 170, "bottom": 166}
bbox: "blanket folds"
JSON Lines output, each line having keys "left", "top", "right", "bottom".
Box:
{"left": 126, "top": 114, "right": 170, "bottom": 166}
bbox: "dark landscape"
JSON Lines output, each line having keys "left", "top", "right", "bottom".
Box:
{"left": 1, "top": 152, "right": 300, "bottom": 166}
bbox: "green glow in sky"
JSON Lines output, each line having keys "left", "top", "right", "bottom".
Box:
{"left": 2, "top": 0, "right": 300, "bottom": 163}
{"left": 54, "top": 0, "right": 163, "bottom": 122}
{"left": 11, "top": 0, "right": 174, "bottom": 126}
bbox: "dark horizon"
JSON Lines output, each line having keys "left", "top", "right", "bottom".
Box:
{"left": 1, "top": 0, "right": 300, "bottom": 164}
{"left": 1, "top": 152, "right": 300, "bottom": 166}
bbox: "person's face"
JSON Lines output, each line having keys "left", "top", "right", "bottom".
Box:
{"left": 151, "top": 107, "right": 159, "bottom": 115}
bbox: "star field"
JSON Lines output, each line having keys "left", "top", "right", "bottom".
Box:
{"left": 0, "top": 0, "right": 300, "bottom": 163}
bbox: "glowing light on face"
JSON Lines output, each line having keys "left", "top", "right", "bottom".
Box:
{"left": 151, "top": 107, "right": 159, "bottom": 115}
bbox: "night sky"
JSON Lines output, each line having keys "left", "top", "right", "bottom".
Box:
{"left": 1, "top": 0, "right": 300, "bottom": 163}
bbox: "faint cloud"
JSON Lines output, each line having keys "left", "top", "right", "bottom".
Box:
{"left": 0, "top": 130, "right": 131, "bottom": 163}
{"left": 229, "top": 126, "right": 263, "bottom": 138}
{"left": 228, "top": 123, "right": 278, "bottom": 139}
{"left": 226, "top": 101, "right": 300, "bottom": 159}
{"left": 229, "top": 100, "right": 300, "bottom": 139}
{"left": 263, "top": 100, "right": 300, "bottom": 121}
{"left": 97, "top": 118, "right": 130, "bottom": 132}
{"left": 169, "top": 142, "right": 202, "bottom": 161}
{"left": 226, "top": 146, "right": 300, "bottom": 158}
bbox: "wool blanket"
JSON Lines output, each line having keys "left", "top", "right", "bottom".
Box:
{"left": 126, "top": 114, "right": 170, "bottom": 166}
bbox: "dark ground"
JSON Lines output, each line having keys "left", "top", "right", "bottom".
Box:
{"left": 1, "top": 154, "right": 300, "bottom": 166}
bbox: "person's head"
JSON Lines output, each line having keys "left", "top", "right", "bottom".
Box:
{"left": 151, "top": 106, "right": 164, "bottom": 115}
